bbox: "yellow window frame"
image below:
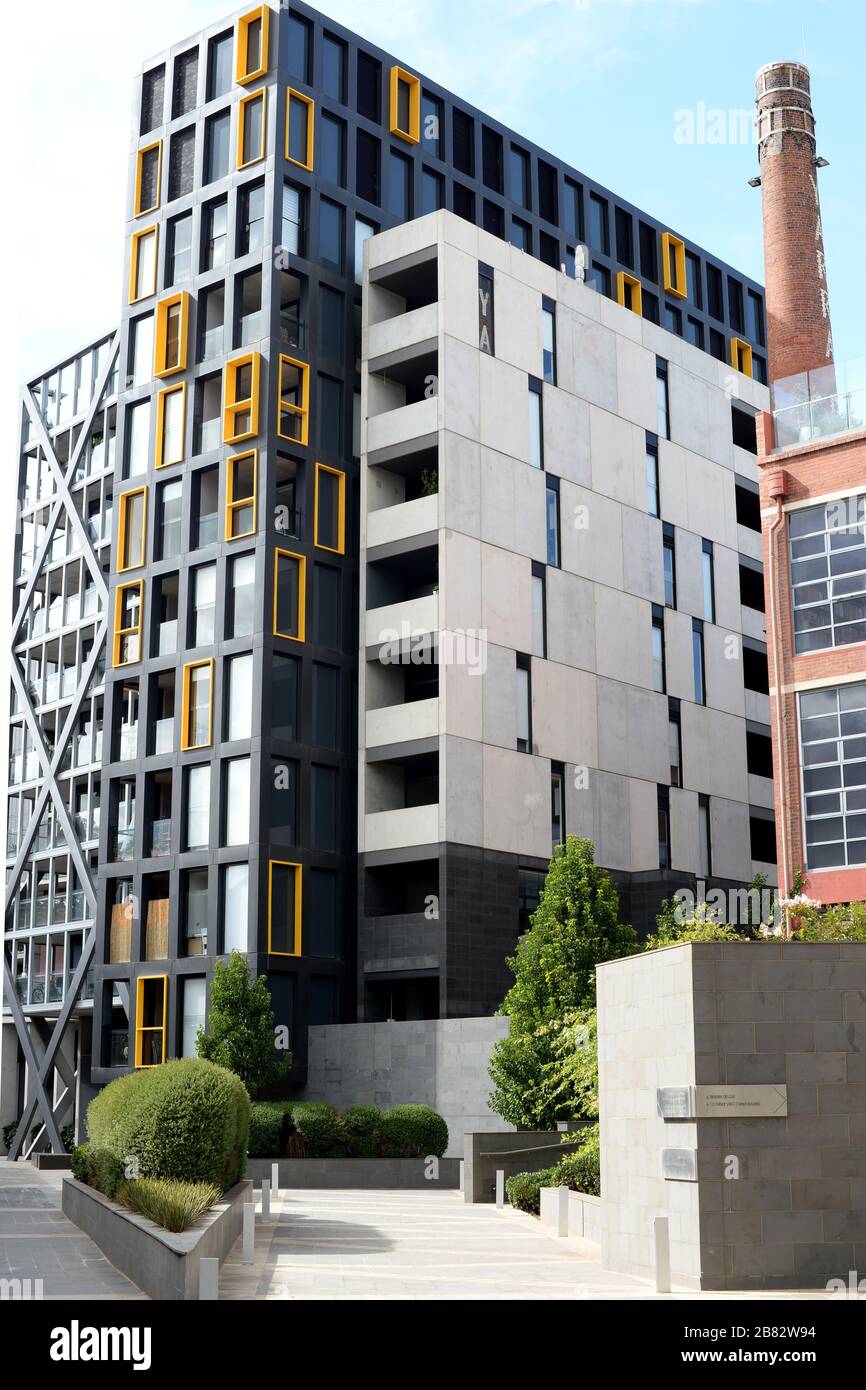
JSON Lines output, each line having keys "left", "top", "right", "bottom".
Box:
{"left": 285, "top": 89, "right": 315, "bottom": 170}
{"left": 129, "top": 225, "right": 159, "bottom": 303}
{"left": 277, "top": 354, "right": 309, "bottom": 445}
{"left": 134, "top": 975, "right": 168, "bottom": 1068}
{"left": 154, "top": 291, "right": 190, "bottom": 378}
{"left": 237, "top": 87, "right": 267, "bottom": 169}
{"left": 154, "top": 383, "right": 187, "bottom": 469}
{"left": 225, "top": 449, "right": 258, "bottom": 540}
{"left": 223, "top": 351, "right": 262, "bottom": 444}
{"left": 616, "top": 271, "right": 643, "bottom": 318}
{"left": 268, "top": 860, "right": 302, "bottom": 956}
{"left": 181, "top": 659, "right": 215, "bottom": 751}
{"left": 235, "top": 4, "right": 270, "bottom": 85}
{"left": 118, "top": 487, "right": 148, "bottom": 572}
{"left": 661, "top": 231, "right": 687, "bottom": 299}
{"left": 314, "top": 462, "right": 346, "bottom": 554}
{"left": 273, "top": 549, "right": 306, "bottom": 643}
{"left": 730, "top": 337, "right": 753, "bottom": 377}
{"left": 134, "top": 140, "right": 162, "bottom": 218}
{"left": 113, "top": 580, "right": 144, "bottom": 668}
{"left": 389, "top": 66, "right": 420, "bottom": 144}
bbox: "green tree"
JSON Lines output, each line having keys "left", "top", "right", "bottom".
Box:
{"left": 488, "top": 837, "right": 637, "bottom": 1127}
{"left": 196, "top": 952, "right": 289, "bottom": 1095}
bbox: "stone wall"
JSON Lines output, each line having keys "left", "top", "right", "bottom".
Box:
{"left": 301, "top": 1016, "right": 512, "bottom": 1156}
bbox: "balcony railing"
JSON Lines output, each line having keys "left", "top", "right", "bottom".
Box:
{"left": 150, "top": 819, "right": 171, "bottom": 858}
{"left": 158, "top": 620, "right": 177, "bottom": 657}
{"left": 113, "top": 826, "right": 135, "bottom": 861}
{"left": 772, "top": 357, "right": 866, "bottom": 450}
{"left": 154, "top": 718, "right": 173, "bottom": 755}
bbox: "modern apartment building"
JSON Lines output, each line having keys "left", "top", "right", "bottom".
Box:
{"left": 3, "top": 1, "right": 774, "bottom": 1151}
{"left": 755, "top": 63, "right": 866, "bottom": 906}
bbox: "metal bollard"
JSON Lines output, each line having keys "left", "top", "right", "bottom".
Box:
{"left": 242, "top": 1201, "right": 255, "bottom": 1264}
{"left": 495, "top": 1169, "right": 505, "bottom": 1208}
{"left": 459, "top": 1159, "right": 464, "bottom": 1193}
{"left": 271, "top": 1161, "right": 280, "bottom": 1199}
{"left": 654, "top": 1215, "right": 671, "bottom": 1294}
{"left": 199, "top": 1256, "right": 219, "bottom": 1300}
{"left": 555, "top": 1185, "right": 569, "bottom": 1237}
{"left": 261, "top": 1177, "right": 271, "bottom": 1221}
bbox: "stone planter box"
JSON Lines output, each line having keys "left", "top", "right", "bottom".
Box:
{"left": 33, "top": 1153, "right": 72, "bottom": 1170}
{"left": 539, "top": 1186, "right": 606, "bottom": 1250}
{"left": 62, "top": 1175, "right": 252, "bottom": 1300}
{"left": 246, "top": 1157, "right": 460, "bottom": 1189}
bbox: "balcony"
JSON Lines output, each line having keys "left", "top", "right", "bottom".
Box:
{"left": 367, "top": 492, "right": 438, "bottom": 549}
{"left": 365, "top": 803, "right": 439, "bottom": 852}
{"left": 113, "top": 826, "right": 135, "bottom": 862}
{"left": 367, "top": 396, "right": 438, "bottom": 460}
{"left": 366, "top": 697, "right": 439, "bottom": 749}
{"left": 367, "top": 302, "right": 438, "bottom": 363}
{"left": 365, "top": 593, "right": 439, "bottom": 650}
{"left": 772, "top": 357, "right": 866, "bottom": 450}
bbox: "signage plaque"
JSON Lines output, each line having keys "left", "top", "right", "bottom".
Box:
{"left": 661, "top": 1148, "right": 697, "bottom": 1182}
{"left": 657, "top": 1084, "right": 787, "bottom": 1119}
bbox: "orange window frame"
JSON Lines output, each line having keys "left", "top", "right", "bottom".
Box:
{"left": 225, "top": 449, "right": 258, "bottom": 540}
{"left": 285, "top": 89, "right": 315, "bottom": 170}
{"left": 237, "top": 87, "right": 267, "bottom": 169}
{"left": 223, "top": 352, "right": 262, "bottom": 444}
{"left": 236, "top": 5, "right": 270, "bottom": 85}
{"left": 118, "top": 487, "right": 148, "bottom": 571}
{"left": 277, "top": 355, "right": 309, "bottom": 445}
{"left": 113, "top": 580, "right": 144, "bottom": 668}
{"left": 661, "top": 231, "right": 687, "bottom": 299}
{"left": 129, "top": 225, "right": 159, "bottom": 303}
{"left": 154, "top": 291, "right": 190, "bottom": 378}
{"left": 181, "top": 659, "right": 215, "bottom": 750}
{"left": 155, "top": 383, "right": 187, "bottom": 469}
{"left": 616, "top": 271, "right": 643, "bottom": 317}
{"left": 134, "top": 141, "right": 162, "bottom": 217}
{"left": 389, "top": 66, "right": 420, "bottom": 144}
{"left": 730, "top": 337, "right": 753, "bottom": 377}
{"left": 314, "top": 462, "right": 346, "bottom": 554}
{"left": 134, "top": 975, "right": 168, "bottom": 1067}
{"left": 268, "top": 860, "right": 302, "bottom": 956}
{"left": 273, "top": 549, "right": 306, "bottom": 643}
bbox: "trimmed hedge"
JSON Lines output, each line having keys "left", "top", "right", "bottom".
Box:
{"left": 245, "top": 1100, "right": 447, "bottom": 1159}
{"left": 506, "top": 1128, "right": 601, "bottom": 1215}
{"left": 84, "top": 1058, "right": 250, "bottom": 1195}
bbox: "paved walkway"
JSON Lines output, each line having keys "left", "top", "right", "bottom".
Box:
{"left": 0, "top": 1159, "right": 145, "bottom": 1299}
{"left": 220, "top": 1187, "right": 657, "bottom": 1300}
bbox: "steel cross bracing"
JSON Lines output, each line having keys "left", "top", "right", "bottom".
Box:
{"left": 4, "top": 336, "right": 118, "bottom": 1159}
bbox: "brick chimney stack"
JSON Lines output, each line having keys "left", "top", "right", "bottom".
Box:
{"left": 755, "top": 61, "right": 833, "bottom": 385}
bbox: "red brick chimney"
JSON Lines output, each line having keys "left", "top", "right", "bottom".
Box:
{"left": 755, "top": 61, "right": 833, "bottom": 384}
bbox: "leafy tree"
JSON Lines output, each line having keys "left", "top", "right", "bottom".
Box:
{"left": 196, "top": 952, "right": 289, "bottom": 1095}
{"left": 488, "top": 837, "right": 637, "bottom": 1127}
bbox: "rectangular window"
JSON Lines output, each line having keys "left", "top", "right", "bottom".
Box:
{"left": 238, "top": 88, "right": 266, "bottom": 168}
{"left": 166, "top": 212, "right": 192, "bottom": 286}
{"left": 286, "top": 89, "right": 314, "bottom": 169}
{"left": 421, "top": 90, "right": 441, "bottom": 157}
{"left": 707, "top": 264, "right": 724, "bottom": 320}
{"left": 157, "top": 479, "right": 182, "bottom": 559}
{"left": 730, "top": 337, "right": 753, "bottom": 377}
{"left": 191, "top": 564, "right": 216, "bottom": 646}
{"left": 658, "top": 786, "right": 671, "bottom": 870}
{"left": 799, "top": 682, "right": 866, "bottom": 870}
{"left": 286, "top": 12, "right": 311, "bottom": 83}
{"left": 135, "top": 141, "right": 162, "bottom": 217}
{"left": 656, "top": 357, "right": 670, "bottom": 439}
{"left": 388, "top": 149, "right": 412, "bottom": 220}
{"left": 238, "top": 181, "right": 265, "bottom": 256}
{"left": 125, "top": 400, "right": 150, "bottom": 478}
{"left": 421, "top": 168, "right": 443, "bottom": 216}
{"left": 135, "top": 976, "right": 167, "bottom": 1068}
{"left": 223, "top": 352, "right": 261, "bottom": 444}
{"left": 226, "top": 653, "right": 253, "bottom": 741}
{"left": 273, "top": 654, "right": 300, "bottom": 740}
{"left": 208, "top": 30, "right": 233, "bottom": 100}
{"left": 282, "top": 181, "right": 305, "bottom": 256}
{"left": 313, "top": 664, "right": 339, "bottom": 748}
{"left": 118, "top": 488, "right": 147, "bottom": 572}
{"left": 140, "top": 66, "right": 165, "bottom": 135}
{"left": 452, "top": 109, "right": 474, "bottom": 176}
{"left": 528, "top": 377, "right": 543, "bottom": 469}
{"left": 748, "top": 290, "right": 765, "bottom": 347}
{"left": 702, "top": 539, "right": 716, "bottom": 623}
{"left": 692, "top": 619, "right": 706, "bottom": 706}
{"left": 168, "top": 126, "right": 196, "bottom": 200}
{"left": 226, "top": 450, "right": 257, "bottom": 539}
{"left": 685, "top": 252, "right": 702, "bottom": 307}
{"left": 789, "top": 495, "right": 866, "bottom": 654}
{"left": 322, "top": 33, "right": 346, "bottom": 102}
{"left": 516, "top": 653, "right": 532, "bottom": 753}
{"left": 155, "top": 383, "right": 186, "bottom": 468}
{"left": 185, "top": 764, "right": 210, "bottom": 851}
{"left": 269, "top": 860, "right": 302, "bottom": 956}
{"left": 182, "top": 660, "right": 214, "bottom": 750}
{"left": 698, "top": 794, "right": 712, "bottom": 876}
{"left": 270, "top": 757, "right": 298, "bottom": 843}
{"left": 510, "top": 145, "right": 531, "bottom": 208}
{"left": 542, "top": 298, "right": 557, "bottom": 385}
{"left": 203, "top": 111, "right": 230, "bottom": 185}
{"left": 357, "top": 51, "right": 381, "bottom": 122}
{"left": 274, "top": 550, "right": 306, "bottom": 642}
{"left": 154, "top": 292, "right": 189, "bottom": 378}
{"left": 228, "top": 552, "right": 255, "bottom": 638}
{"left": 531, "top": 563, "right": 547, "bottom": 658}
{"left": 320, "top": 112, "right": 346, "bottom": 185}
{"left": 663, "top": 523, "right": 676, "bottom": 608}
{"left": 277, "top": 355, "right": 309, "bottom": 444}
{"left": 616, "top": 270, "right": 642, "bottom": 317}
{"left": 225, "top": 758, "right": 251, "bottom": 846}
{"left": 223, "top": 863, "right": 248, "bottom": 952}
{"left": 546, "top": 478, "right": 560, "bottom": 567}
{"left": 113, "top": 580, "right": 143, "bottom": 667}
{"left": 652, "top": 604, "right": 666, "bottom": 694}
{"left": 129, "top": 226, "right": 158, "bottom": 302}
{"left": 551, "top": 762, "right": 565, "bottom": 847}
{"left": 389, "top": 66, "right": 420, "bottom": 143}
{"left": 668, "top": 698, "right": 682, "bottom": 787}
{"left": 661, "top": 231, "right": 687, "bottom": 299}
{"left": 646, "top": 432, "right": 660, "bottom": 517}
{"left": 355, "top": 217, "right": 377, "bottom": 286}
{"left": 236, "top": 5, "right": 269, "bottom": 85}
{"left": 181, "top": 977, "right": 206, "bottom": 1058}
{"left": 314, "top": 463, "right": 345, "bottom": 554}
{"left": 203, "top": 198, "right": 228, "bottom": 271}
{"left": 312, "top": 764, "right": 338, "bottom": 850}
{"left": 318, "top": 198, "right": 344, "bottom": 272}
{"left": 588, "top": 193, "right": 608, "bottom": 253}
{"left": 172, "top": 49, "right": 198, "bottom": 119}
{"left": 356, "top": 131, "right": 381, "bottom": 207}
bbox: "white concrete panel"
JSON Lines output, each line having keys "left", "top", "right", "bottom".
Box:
{"left": 441, "top": 430, "right": 481, "bottom": 538}
{"left": 622, "top": 507, "right": 664, "bottom": 603}
{"left": 443, "top": 645, "right": 485, "bottom": 742}
{"left": 545, "top": 568, "right": 596, "bottom": 671}
{"left": 532, "top": 659, "right": 598, "bottom": 766}
{"left": 710, "top": 796, "right": 752, "bottom": 880}
{"left": 629, "top": 776, "right": 660, "bottom": 871}
{"left": 680, "top": 702, "right": 749, "bottom": 802}
{"left": 492, "top": 274, "right": 544, "bottom": 375}
{"left": 366, "top": 492, "right": 438, "bottom": 548}
{"left": 589, "top": 407, "right": 643, "bottom": 509}
{"left": 704, "top": 623, "right": 747, "bottom": 718}
{"left": 440, "top": 529, "right": 481, "bottom": 634}
{"left": 442, "top": 735, "right": 483, "bottom": 847}
{"left": 482, "top": 745, "right": 552, "bottom": 858}
{"left": 479, "top": 354, "right": 530, "bottom": 462}
{"left": 442, "top": 334, "right": 480, "bottom": 441}
{"left": 481, "top": 543, "right": 532, "bottom": 651}
{"left": 596, "top": 677, "right": 669, "bottom": 783}
{"left": 712, "top": 543, "right": 744, "bottom": 633}
{"left": 615, "top": 334, "right": 658, "bottom": 433}
{"left": 561, "top": 310, "right": 618, "bottom": 411}
{"left": 591, "top": 770, "right": 631, "bottom": 872}
{"left": 671, "top": 787, "right": 700, "bottom": 875}
{"left": 560, "top": 482, "right": 623, "bottom": 590}
{"left": 543, "top": 385, "right": 591, "bottom": 489}
{"left": 663, "top": 608, "right": 696, "bottom": 703}
{"left": 440, "top": 243, "right": 479, "bottom": 348}
{"left": 481, "top": 640, "right": 517, "bottom": 749}
{"left": 476, "top": 448, "right": 546, "bottom": 559}
{"left": 594, "top": 586, "right": 653, "bottom": 689}
{"left": 674, "top": 528, "right": 705, "bottom": 620}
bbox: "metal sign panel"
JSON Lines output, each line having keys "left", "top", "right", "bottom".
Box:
{"left": 661, "top": 1148, "right": 697, "bottom": 1181}
{"left": 693, "top": 1084, "right": 787, "bottom": 1118}
{"left": 656, "top": 1086, "right": 692, "bottom": 1119}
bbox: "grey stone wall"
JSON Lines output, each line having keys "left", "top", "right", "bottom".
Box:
{"left": 597, "top": 941, "right": 866, "bottom": 1290}
{"left": 301, "top": 1016, "right": 512, "bottom": 1156}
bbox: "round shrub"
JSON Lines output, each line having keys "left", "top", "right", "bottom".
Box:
{"left": 505, "top": 1165, "right": 556, "bottom": 1215}
{"left": 378, "top": 1104, "right": 448, "bottom": 1158}
{"left": 86, "top": 1058, "right": 250, "bottom": 1191}
{"left": 248, "top": 1102, "right": 293, "bottom": 1158}
{"left": 341, "top": 1105, "right": 383, "bottom": 1158}
{"left": 289, "top": 1102, "right": 342, "bottom": 1158}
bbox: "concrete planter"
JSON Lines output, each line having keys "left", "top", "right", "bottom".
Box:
{"left": 246, "top": 1156, "right": 460, "bottom": 1189}
{"left": 62, "top": 1175, "right": 252, "bottom": 1300}
{"left": 33, "top": 1153, "right": 72, "bottom": 1171}
{"left": 539, "top": 1185, "right": 605, "bottom": 1250}
{"left": 463, "top": 1128, "right": 593, "bottom": 1203}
